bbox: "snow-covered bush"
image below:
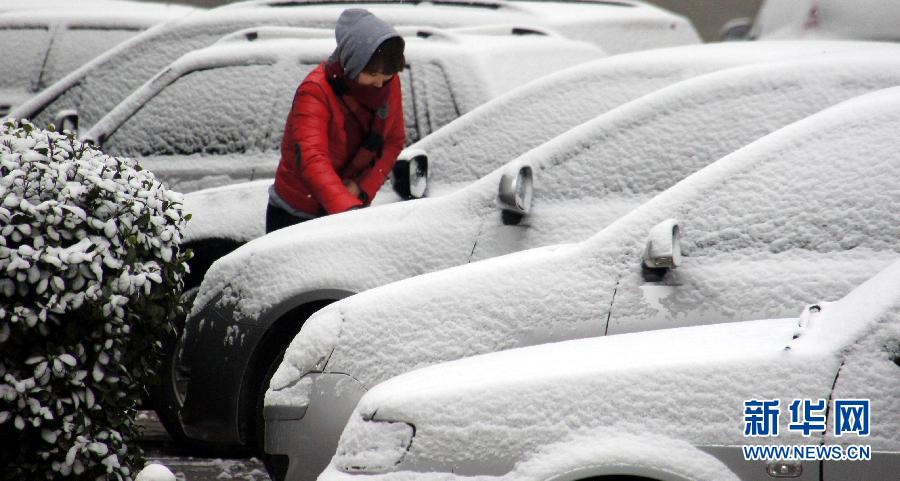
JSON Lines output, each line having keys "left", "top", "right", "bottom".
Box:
{"left": 0, "top": 120, "right": 190, "bottom": 480}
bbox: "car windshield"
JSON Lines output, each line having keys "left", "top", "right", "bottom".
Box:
{"left": 40, "top": 27, "right": 141, "bottom": 89}
{"left": 0, "top": 27, "right": 52, "bottom": 92}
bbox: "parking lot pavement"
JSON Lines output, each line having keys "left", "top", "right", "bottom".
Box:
{"left": 137, "top": 411, "right": 271, "bottom": 481}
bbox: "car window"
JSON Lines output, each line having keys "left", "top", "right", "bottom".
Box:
{"left": 472, "top": 72, "right": 900, "bottom": 263}
{"left": 104, "top": 61, "right": 316, "bottom": 157}
{"left": 826, "top": 326, "right": 899, "bottom": 452}
{"left": 0, "top": 27, "right": 52, "bottom": 92}
{"left": 398, "top": 68, "right": 418, "bottom": 144}
{"left": 410, "top": 62, "right": 459, "bottom": 138}
{"left": 39, "top": 27, "right": 140, "bottom": 90}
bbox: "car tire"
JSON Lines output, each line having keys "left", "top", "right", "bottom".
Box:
{"left": 146, "top": 287, "right": 212, "bottom": 450}
{"left": 257, "top": 351, "right": 290, "bottom": 481}
{"left": 146, "top": 238, "right": 240, "bottom": 448}
{"left": 149, "top": 316, "right": 190, "bottom": 444}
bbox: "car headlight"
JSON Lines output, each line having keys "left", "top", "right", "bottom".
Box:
{"left": 334, "top": 413, "right": 415, "bottom": 474}
{"left": 265, "top": 309, "right": 343, "bottom": 420}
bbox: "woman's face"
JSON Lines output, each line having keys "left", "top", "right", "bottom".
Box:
{"left": 356, "top": 71, "right": 393, "bottom": 88}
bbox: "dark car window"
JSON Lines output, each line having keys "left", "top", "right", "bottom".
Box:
{"left": 39, "top": 27, "right": 141, "bottom": 90}
{"left": 105, "top": 61, "right": 317, "bottom": 157}
{"left": 410, "top": 62, "right": 460, "bottom": 139}
{"left": 0, "top": 27, "right": 52, "bottom": 91}
{"left": 398, "top": 68, "right": 418, "bottom": 144}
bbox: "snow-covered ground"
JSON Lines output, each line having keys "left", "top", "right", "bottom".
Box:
{"left": 137, "top": 411, "right": 270, "bottom": 481}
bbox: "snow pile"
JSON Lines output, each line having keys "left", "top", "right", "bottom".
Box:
{"left": 0, "top": 120, "right": 190, "bottom": 480}
{"left": 135, "top": 463, "right": 175, "bottom": 481}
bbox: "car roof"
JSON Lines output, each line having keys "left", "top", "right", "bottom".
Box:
{"left": 451, "top": 53, "right": 900, "bottom": 204}
{"left": 0, "top": 10, "right": 190, "bottom": 29}
{"left": 416, "top": 39, "right": 900, "bottom": 191}
{"left": 0, "top": 0, "right": 196, "bottom": 16}
{"left": 574, "top": 83, "right": 900, "bottom": 257}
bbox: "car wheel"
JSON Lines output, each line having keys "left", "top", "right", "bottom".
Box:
{"left": 257, "top": 351, "right": 290, "bottom": 481}
{"left": 244, "top": 300, "right": 335, "bottom": 481}
{"left": 147, "top": 287, "right": 199, "bottom": 447}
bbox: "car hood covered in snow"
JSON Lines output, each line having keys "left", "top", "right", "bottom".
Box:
{"left": 189, "top": 193, "right": 485, "bottom": 324}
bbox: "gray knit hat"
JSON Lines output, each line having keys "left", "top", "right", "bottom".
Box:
{"left": 333, "top": 9, "right": 402, "bottom": 79}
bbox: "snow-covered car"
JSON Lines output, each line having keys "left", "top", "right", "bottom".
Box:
{"left": 11, "top": 0, "right": 698, "bottom": 134}
{"left": 321, "top": 260, "right": 900, "bottom": 481}
{"left": 263, "top": 82, "right": 900, "bottom": 480}
{"left": 0, "top": 0, "right": 194, "bottom": 15}
{"left": 179, "top": 40, "right": 896, "bottom": 291}
{"left": 722, "top": 0, "right": 900, "bottom": 41}
{"left": 0, "top": 6, "right": 195, "bottom": 117}
{"left": 81, "top": 26, "right": 606, "bottom": 192}
{"left": 174, "top": 55, "right": 900, "bottom": 476}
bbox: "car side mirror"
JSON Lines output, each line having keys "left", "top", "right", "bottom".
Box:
{"left": 498, "top": 164, "right": 533, "bottom": 225}
{"left": 392, "top": 148, "right": 428, "bottom": 199}
{"left": 719, "top": 17, "right": 753, "bottom": 41}
{"left": 642, "top": 218, "right": 681, "bottom": 272}
{"left": 53, "top": 109, "right": 79, "bottom": 134}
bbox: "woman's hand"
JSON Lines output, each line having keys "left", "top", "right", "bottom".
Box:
{"left": 343, "top": 179, "right": 362, "bottom": 198}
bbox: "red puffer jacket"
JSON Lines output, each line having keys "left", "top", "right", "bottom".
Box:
{"left": 273, "top": 64, "right": 404, "bottom": 216}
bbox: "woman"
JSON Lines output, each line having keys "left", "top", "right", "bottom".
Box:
{"left": 267, "top": 9, "right": 406, "bottom": 233}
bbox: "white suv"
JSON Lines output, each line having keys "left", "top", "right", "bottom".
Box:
{"left": 12, "top": 0, "right": 698, "bottom": 134}
{"left": 81, "top": 26, "right": 606, "bottom": 192}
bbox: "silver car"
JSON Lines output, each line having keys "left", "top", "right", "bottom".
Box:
{"left": 0, "top": 6, "right": 194, "bottom": 116}
{"left": 322, "top": 259, "right": 900, "bottom": 481}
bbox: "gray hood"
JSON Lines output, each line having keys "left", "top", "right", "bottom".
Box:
{"left": 333, "top": 8, "right": 401, "bottom": 79}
